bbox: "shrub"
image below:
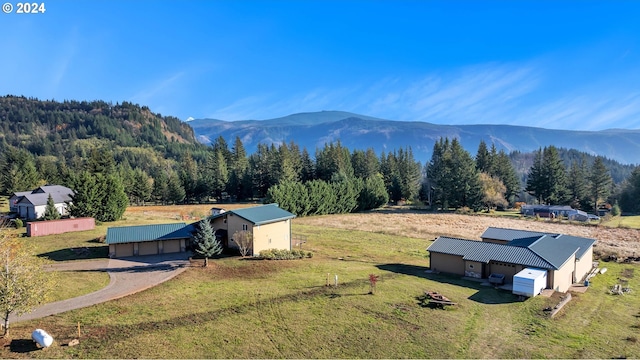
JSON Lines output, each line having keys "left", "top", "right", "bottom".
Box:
{"left": 455, "top": 207, "right": 473, "bottom": 215}
{"left": 259, "top": 249, "right": 313, "bottom": 260}
{"left": 611, "top": 202, "right": 621, "bottom": 216}
{"left": 14, "top": 218, "right": 23, "bottom": 229}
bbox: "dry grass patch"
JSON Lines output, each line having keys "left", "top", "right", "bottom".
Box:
{"left": 295, "top": 211, "right": 640, "bottom": 258}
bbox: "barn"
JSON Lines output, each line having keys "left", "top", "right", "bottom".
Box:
{"left": 106, "top": 223, "right": 194, "bottom": 258}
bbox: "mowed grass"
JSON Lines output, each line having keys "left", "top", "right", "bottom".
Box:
{"left": 604, "top": 215, "right": 640, "bottom": 229}
{"left": 3, "top": 221, "right": 640, "bottom": 359}
{"left": 46, "top": 271, "right": 111, "bottom": 303}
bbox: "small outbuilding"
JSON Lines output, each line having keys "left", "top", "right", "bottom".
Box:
{"left": 512, "top": 268, "right": 548, "bottom": 297}
{"left": 106, "top": 223, "right": 193, "bottom": 258}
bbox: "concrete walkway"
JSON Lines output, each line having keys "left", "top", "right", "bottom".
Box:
{"left": 10, "top": 253, "right": 191, "bottom": 324}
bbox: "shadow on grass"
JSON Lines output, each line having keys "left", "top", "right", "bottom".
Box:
{"left": 38, "top": 246, "right": 109, "bottom": 261}
{"left": 376, "top": 263, "right": 520, "bottom": 305}
{"left": 8, "top": 339, "right": 39, "bottom": 353}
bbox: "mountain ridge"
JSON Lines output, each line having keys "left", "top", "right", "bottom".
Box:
{"left": 190, "top": 111, "right": 640, "bottom": 165}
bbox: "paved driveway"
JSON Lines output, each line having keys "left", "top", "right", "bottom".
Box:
{"left": 10, "top": 253, "right": 191, "bottom": 324}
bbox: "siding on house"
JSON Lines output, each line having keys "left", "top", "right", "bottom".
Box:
{"left": 252, "top": 219, "right": 291, "bottom": 255}
{"left": 430, "top": 253, "right": 465, "bottom": 275}
{"left": 209, "top": 204, "right": 296, "bottom": 256}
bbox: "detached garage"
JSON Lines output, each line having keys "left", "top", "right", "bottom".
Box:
{"left": 106, "top": 223, "right": 194, "bottom": 258}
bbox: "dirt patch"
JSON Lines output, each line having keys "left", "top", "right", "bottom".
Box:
{"left": 621, "top": 268, "right": 635, "bottom": 279}
{"left": 295, "top": 211, "right": 640, "bottom": 260}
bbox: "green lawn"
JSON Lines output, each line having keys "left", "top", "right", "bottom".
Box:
{"left": 603, "top": 215, "right": 640, "bottom": 229}
{"left": 3, "top": 222, "right": 639, "bottom": 358}
{"left": 46, "top": 271, "right": 111, "bottom": 303}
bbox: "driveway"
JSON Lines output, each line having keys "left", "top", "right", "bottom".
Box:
{"left": 10, "top": 252, "right": 191, "bottom": 324}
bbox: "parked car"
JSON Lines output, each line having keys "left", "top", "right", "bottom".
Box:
{"left": 587, "top": 214, "right": 600, "bottom": 221}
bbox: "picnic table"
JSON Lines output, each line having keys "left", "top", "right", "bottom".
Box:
{"left": 425, "top": 291, "right": 457, "bottom": 307}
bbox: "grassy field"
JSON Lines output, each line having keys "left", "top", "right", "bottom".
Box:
{"left": 47, "top": 271, "right": 111, "bottom": 303}
{"left": 2, "top": 214, "right": 640, "bottom": 358}
{"left": 0, "top": 196, "right": 8, "bottom": 213}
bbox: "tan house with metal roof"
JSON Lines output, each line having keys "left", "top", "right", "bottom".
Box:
{"left": 428, "top": 227, "right": 596, "bottom": 293}
{"left": 209, "top": 204, "right": 296, "bottom": 256}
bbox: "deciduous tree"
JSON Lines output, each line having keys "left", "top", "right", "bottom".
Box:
{"left": 233, "top": 230, "right": 253, "bottom": 257}
{"left": 1, "top": 222, "right": 55, "bottom": 337}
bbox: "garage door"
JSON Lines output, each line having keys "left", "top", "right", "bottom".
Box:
{"left": 163, "top": 239, "right": 181, "bottom": 254}
{"left": 139, "top": 241, "right": 159, "bottom": 256}
{"left": 115, "top": 243, "right": 134, "bottom": 257}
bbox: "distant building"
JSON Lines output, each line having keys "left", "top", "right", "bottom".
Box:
{"left": 10, "top": 185, "right": 74, "bottom": 220}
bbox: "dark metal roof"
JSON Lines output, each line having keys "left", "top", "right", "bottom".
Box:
{"left": 529, "top": 234, "right": 596, "bottom": 267}
{"left": 18, "top": 191, "right": 73, "bottom": 206}
{"left": 223, "top": 203, "right": 296, "bottom": 226}
{"left": 428, "top": 237, "right": 555, "bottom": 269}
{"left": 480, "top": 227, "right": 552, "bottom": 242}
{"left": 106, "top": 223, "right": 193, "bottom": 244}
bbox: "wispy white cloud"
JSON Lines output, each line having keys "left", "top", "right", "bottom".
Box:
{"left": 47, "top": 28, "right": 79, "bottom": 94}
{"left": 129, "top": 71, "right": 185, "bottom": 113}
{"left": 517, "top": 93, "right": 640, "bottom": 131}
{"left": 204, "top": 60, "right": 640, "bottom": 131}
{"left": 365, "top": 63, "right": 540, "bottom": 124}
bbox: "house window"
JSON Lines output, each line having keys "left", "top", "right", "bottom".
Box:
{"left": 268, "top": 238, "right": 271, "bottom": 244}
{"left": 242, "top": 224, "right": 248, "bottom": 231}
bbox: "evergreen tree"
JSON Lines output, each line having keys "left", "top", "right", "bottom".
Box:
{"left": 315, "top": 141, "right": 353, "bottom": 181}
{"left": 567, "top": 158, "right": 588, "bottom": 209}
{"left": 589, "top": 156, "right": 612, "bottom": 213}
{"left": 492, "top": 150, "right": 521, "bottom": 205}
{"left": 525, "top": 149, "right": 544, "bottom": 203}
{"left": 541, "top": 146, "right": 568, "bottom": 204}
{"left": 179, "top": 153, "right": 199, "bottom": 203}
{"left": 68, "top": 171, "right": 101, "bottom": 219}
{"left": 205, "top": 149, "right": 229, "bottom": 200}
{"left": 167, "top": 171, "right": 186, "bottom": 204}
{"left": 426, "top": 138, "right": 451, "bottom": 209}
{"left": 526, "top": 146, "right": 568, "bottom": 204}
{"left": 357, "top": 174, "right": 389, "bottom": 211}
{"left": 130, "top": 168, "right": 153, "bottom": 205}
{"left": 152, "top": 169, "right": 169, "bottom": 205}
{"left": 475, "top": 140, "right": 492, "bottom": 173}
{"left": 98, "top": 174, "right": 129, "bottom": 222}
{"left": 300, "top": 148, "right": 315, "bottom": 182}
{"left": 618, "top": 166, "right": 640, "bottom": 213}
{"left": 42, "top": 194, "right": 60, "bottom": 220}
{"left": 193, "top": 220, "right": 223, "bottom": 267}
{"left": 394, "top": 147, "right": 422, "bottom": 201}
{"left": 228, "top": 136, "right": 249, "bottom": 200}
{"left": 448, "top": 139, "right": 482, "bottom": 209}
{"left": 249, "top": 144, "right": 271, "bottom": 198}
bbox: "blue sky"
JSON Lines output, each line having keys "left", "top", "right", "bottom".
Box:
{"left": 2, "top": 0, "right": 640, "bottom": 130}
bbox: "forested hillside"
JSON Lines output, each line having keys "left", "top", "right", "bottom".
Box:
{"left": 0, "top": 95, "right": 205, "bottom": 160}
{"left": 1, "top": 96, "right": 639, "bottom": 216}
